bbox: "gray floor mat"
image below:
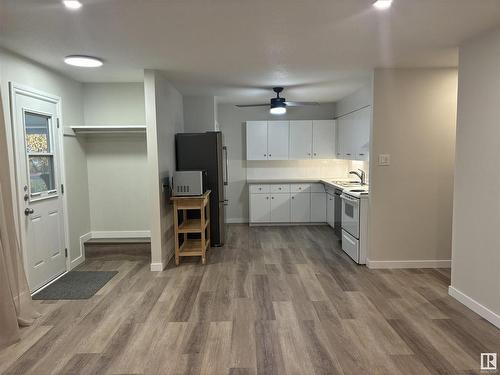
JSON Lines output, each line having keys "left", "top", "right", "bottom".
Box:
{"left": 32, "top": 271, "right": 118, "bottom": 300}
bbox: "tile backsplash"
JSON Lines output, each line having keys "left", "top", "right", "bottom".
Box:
{"left": 246, "top": 159, "right": 370, "bottom": 183}
{"left": 246, "top": 159, "right": 348, "bottom": 179}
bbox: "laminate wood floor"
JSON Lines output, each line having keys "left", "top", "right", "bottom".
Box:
{"left": 1, "top": 225, "right": 498, "bottom": 375}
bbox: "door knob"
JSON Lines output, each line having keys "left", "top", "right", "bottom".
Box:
{"left": 24, "top": 208, "right": 34, "bottom": 216}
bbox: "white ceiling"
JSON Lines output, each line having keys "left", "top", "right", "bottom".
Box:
{"left": 1, "top": 0, "right": 500, "bottom": 103}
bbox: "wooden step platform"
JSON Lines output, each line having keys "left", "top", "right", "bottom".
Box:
{"left": 85, "top": 237, "right": 151, "bottom": 245}
{"left": 84, "top": 237, "right": 151, "bottom": 260}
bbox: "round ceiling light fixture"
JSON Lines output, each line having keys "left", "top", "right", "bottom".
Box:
{"left": 373, "top": 0, "right": 393, "bottom": 10}
{"left": 64, "top": 55, "right": 103, "bottom": 68}
{"left": 63, "top": 0, "right": 82, "bottom": 10}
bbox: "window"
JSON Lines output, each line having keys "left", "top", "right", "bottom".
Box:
{"left": 24, "top": 112, "right": 56, "bottom": 195}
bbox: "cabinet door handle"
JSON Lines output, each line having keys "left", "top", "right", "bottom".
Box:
{"left": 271, "top": 197, "right": 274, "bottom": 199}
{"left": 292, "top": 196, "right": 295, "bottom": 199}
{"left": 314, "top": 153, "right": 317, "bottom": 156}
{"left": 266, "top": 196, "right": 269, "bottom": 200}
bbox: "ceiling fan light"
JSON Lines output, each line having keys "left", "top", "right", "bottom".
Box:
{"left": 270, "top": 96, "right": 286, "bottom": 115}
{"left": 270, "top": 106, "right": 286, "bottom": 115}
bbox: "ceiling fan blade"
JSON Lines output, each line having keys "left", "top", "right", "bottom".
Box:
{"left": 235, "top": 103, "right": 270, "bottom": 108}
{"left": 284, "top": 101, "right": 320, "bottom": 107}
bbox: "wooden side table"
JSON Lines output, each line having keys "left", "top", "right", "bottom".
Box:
{"left": 171, "top": 190, "right": 211, "bottom": 265}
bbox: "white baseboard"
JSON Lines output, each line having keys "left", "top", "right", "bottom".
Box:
{"left": 150, "top": 262, "right": 164, "bottom": 272}
{"left": 448, "top": 286, "right": 500, "bottom": 329}
{"left": 226, "top": 218, "right": 248, "bottom": 224}
{"left": 71, "top": 232, "right": 92, "bottom": 270}
{"left": 366, "top": 259, "right": 451, "bottom": 269}
{"left": 91, "top": 230, "right": 151, "bottom": 239}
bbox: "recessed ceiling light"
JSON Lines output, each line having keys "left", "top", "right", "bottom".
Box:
{"left": 373, "top": 0, "right": 393, "bottom": 10}
{"left": 64, "top": 55, "right": 103, "bottom": 68}
{"left": 63, "top": 0, "right": 82, "bottom": 10}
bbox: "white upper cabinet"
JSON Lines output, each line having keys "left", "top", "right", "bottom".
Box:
{"left": 267, "top": 121, "right": 289, "bottom": 160}
{"left": 312, "top": 120, "right": 335, "bottom": 159}
{"left": 352, "top": 107, "right": 370, "bottom": 161}
{"left": 336, "top": 106, "right": 371, "bottom": 161}
{"left": 289, "top": 120, "right": 313, "bottom": 159}
{"left": 341, "top": 116, "right": 355, "bottom": 159}
{"left": 245, "top": 117, "right": 365, "bottom": 161}
{"left": 246, "top": 121, "right": 268, "bottom": 160}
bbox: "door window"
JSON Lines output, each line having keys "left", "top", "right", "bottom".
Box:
{"left": 24, "top": 112, "right": 56, "bottom": 196}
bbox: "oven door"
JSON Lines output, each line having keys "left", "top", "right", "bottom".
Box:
{"left": 341, "top": 193, "right": 360, "bottom": 238}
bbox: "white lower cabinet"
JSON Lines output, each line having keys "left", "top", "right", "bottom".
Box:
{"left": 249, "top": 193, "right": 270, "bottom": 223}
{"left": 326, "top": 193, "right": 335, "bottom": 228}
{"left": 290, "top": 192, "right": 311, "bottom": 223}
{"left": 270, "top": 193, "right": 291, "bottom": 222}
{"left": 311, "top": 192, "right": 327, "bottom": 222}
{"left": 249, "top": 183, "right": 330, "bottom": 225}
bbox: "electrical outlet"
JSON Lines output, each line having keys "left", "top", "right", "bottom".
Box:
{"left": 378, "top": 154, "right": 390, "bottom": 166}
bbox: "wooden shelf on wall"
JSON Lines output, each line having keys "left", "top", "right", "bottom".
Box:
{"left": 69, "top": 125, "right": 147, "bottom": 135}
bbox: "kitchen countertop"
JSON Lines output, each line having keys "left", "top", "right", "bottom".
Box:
{"left": 246, "top": 178, "right": 369, "bottom": 197}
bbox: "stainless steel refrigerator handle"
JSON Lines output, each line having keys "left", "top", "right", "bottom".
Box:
{"left": 223, "top": 146, "right": 229, "bottom": 186}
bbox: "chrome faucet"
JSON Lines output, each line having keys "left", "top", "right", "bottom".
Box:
{"left": 349, "top": 169, "right": 366, "bottom": 185}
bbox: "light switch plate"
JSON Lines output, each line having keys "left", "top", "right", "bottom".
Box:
{"left": 378, "top": 154, "right": 391, "bottom": 166}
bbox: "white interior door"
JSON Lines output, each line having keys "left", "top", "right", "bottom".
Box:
{"left": 11, "top": 85, "right": 67, "bottom": 292}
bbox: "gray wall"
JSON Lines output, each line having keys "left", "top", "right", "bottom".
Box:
{"left": 82, "top": 83, "right": 149, "bottom": 233}
{"left": 82, "top": 83, "right": 145, "bottom": 125}
{"left": 451, "top": 28, "right": 500, "bottom": 321}
{"left": 217, "top": 103, "right": 336, "bottom": 222}
{"left": 144, "top": 70, "right": 184, "bottom": 268}
{"left": 0, "top": 48, "right": 90, "bottom": 265}
{"left": 336, "top": 84, "right": 372, "bottom": 117}
{"left": 85, "top": 134, "right": 149, "bottom": 232}
{"left": 369, "top": 68, "right": 458, "bottom": 265}
{"left": 183, "top": 95, "right": 217, "bottom": 132}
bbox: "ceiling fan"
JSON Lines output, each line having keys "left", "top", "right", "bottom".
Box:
{"left": 236, "top": 87, "right": 319, "bottom": 115}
